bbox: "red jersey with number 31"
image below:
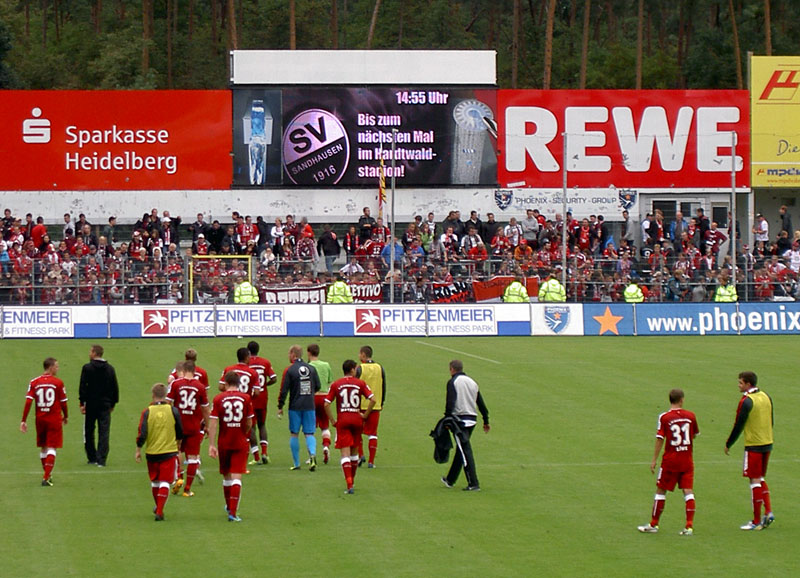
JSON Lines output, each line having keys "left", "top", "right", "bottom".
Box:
{"left": 656, "top": 408, "right": 699, "bottom": 472}
{"left": 325, "top": 377, "right": 373, "bottom": 424}
{"left": 210, "top": 390, "right": 253, "bottom": 451}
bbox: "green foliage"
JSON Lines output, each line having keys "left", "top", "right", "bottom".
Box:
{"left": 0, "top": 0, "right": 797, "bottom": 89}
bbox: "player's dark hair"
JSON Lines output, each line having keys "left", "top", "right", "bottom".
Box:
{"left": 450, "top": 359, "right": 463, "bottom": 373}
{"left": 247, "top": 341, "right": 260, "bottom": 355}
{"left": 184, "top": 361, "right": 195, "bottom": 374}
{"left": 152, "top": 383, "right": 168, "bottom": 398}
{"left": 91, "top": 344, "right": 104, "bottom": 357}
{"left": 738, "top": 371, "right": 758, "bottom": 387}
{"left": 307, "top": 343, "right": 320, "bottom": 357}
{"left": 175, "top": 361, "right": 186, "bottom": 373}
{"left": 43, "top": 357, "right": 57, "bottom": 370}
{"left": 237, "top": 347, "right": 250, "bottom": 362}
{"left": 224, "top": 371, "right": 240, "bottom": 387}
{"left": 342, "top": 359, "right": 357, "bottom": 375}
{"left": 669, "top": 388, "right": 684, "bottom": 404}
{"left": 360, "top": 345, "right": 373, "bottom": 358}
{"left": 184, "top": 349, "right": 197, "bottom": 361}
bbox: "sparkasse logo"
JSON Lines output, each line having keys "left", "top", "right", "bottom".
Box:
{"left": 22, "top": 107, "right": 51, "bottom": 143}
{"left": 355, "top": 308, "right": 381, "bottom": 333}
{"left": 143, "top": 309, "right": 169, "bottom": 335}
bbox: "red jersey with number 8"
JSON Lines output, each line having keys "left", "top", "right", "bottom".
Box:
{"left": 656, "top": 408, "right": 699, "bottom": 472}
{"left": 219, "top": 364, "right": 261, "bottom": 398}
{"left": 210, "top": 391, "right": 253, "bottom": 451}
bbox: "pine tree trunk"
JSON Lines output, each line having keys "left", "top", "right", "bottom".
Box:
{"left": 764, "top": 0, "right": 772, "bottom": 55}
{"left": 728, "top": 0, "right": 742, "bottom": 89}
{"left": 331, "top": 0, "right": 339, "bottom": 49}
{"left": 579, "top": 0, "right": 591, "bottom": 89}
{"left": 142, "top": 0, "right": 152, "bottom": 73}
{"left": 366, "top": 0, "right": 381, "bottom": 49}
{"left": 543, "top": 0, "right": 556, "bottom": 88}
{"left": 167, "top": 0, "right": 173, "bottom": 88}
{"left": 41, "top": 0, "right": 47, "bottom": 48}
{"left": 636, "top": 0, "right": 643, "bottom": 89}
{"left": 227, "top": 0, "right": 238, "bottom": 50}
{"left": 289, "top": 0, "right": 296, "bottom": 49}
{"left": 511, "top": 0, "right": 519, "bottom": 88}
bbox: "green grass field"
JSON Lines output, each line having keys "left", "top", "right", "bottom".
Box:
{"left": 1, "top": 336, "right": 797, "bottom": 577}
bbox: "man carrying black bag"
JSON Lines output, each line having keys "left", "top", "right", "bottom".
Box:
{"left": 439, "top": 360, "right": 490, "bottom": 492}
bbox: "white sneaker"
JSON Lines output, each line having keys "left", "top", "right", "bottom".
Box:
{"left": 679, "top": 528, "right": 693, "bottom": 536}
{"left": 637, "top": 524, "right": 658, "bottom": 533}
{"left": 740, "top": 521, "right": 763, "bottom": 531}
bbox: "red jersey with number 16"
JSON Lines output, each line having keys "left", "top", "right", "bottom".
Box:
{"left": 166, "top": 378, "right": 209, "bottom": 435}
{"left": 656, "top": 408, "right": 699, "bottom": 472}
{"left": 209, "top": 390, "right": 253, "bottom": 451}
{"left": 325, "top": 377, "right": 373, "bottom": 424}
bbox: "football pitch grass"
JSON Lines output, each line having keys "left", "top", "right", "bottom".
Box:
{"left": 1, "top": 335, "right": 798, "bottom": 577}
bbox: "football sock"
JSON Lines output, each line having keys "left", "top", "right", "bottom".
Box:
{"left": 350, "top": 456, "right": 360, "bottom": 480}
{"left": 684, "top": 493, "right": 695, "bottom": 527}
{"left": 341, "top": 457, "right": 353, "bottom": 488}
{"left": 260, "top": 440, "right": 268, "bottom": 457}
{"left": 750, "top": 482, "right": 763, "bottom": 523}
{"left": 357, "top": 437, "right": 364, "bottom": 460}
{"left": 156, "top": 482, "right": 170, "bottom": 516}
{"left": 305, "top": 434, "right": 317, "bottom": 458}
{"left": 761, "top": 481, "right": 772, "bottom": 514}
{"left": 650, "top": 494, "right": 666, "bottom": 526}
{"left": 151, "top": 482, "right": 159, "bottom": 501}
{"left": 368, "top": 436, "right": 378, "bottom": 464}
{"left": 43, "top": 450, "right": 56, "bottom": 480}
{"left": 250, "top": 446, "right": 260, "bottom": 462}
{"left": 229, "top": 480, "right": 242, "bottom": 516}
{"left": 223, "top": 479, "right": 233, "bottom": 509}
{"left": 322, "top": 430, "right": 331, "bottom": 448}
{"left": 185, "top": 459, "right": 199, "bottom": 492}
{"left": 39, "top": 451, "right": 47, "bottom": 472}
{"left": 290, "top": 437, "right": 300, "bottom": 467}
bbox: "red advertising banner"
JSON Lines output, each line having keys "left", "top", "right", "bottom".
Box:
{"left": 473, "top": 276, "right": 539, "bottom": 302}
{"left": 350, "top": 282, "right": 383, "bottom": 303}
{"left": 0, "top": 91, "right": 231, "bottom": 190}
{"left": 261, "top": 284, "right": 326, "bottom": 304}
{"left": 497, "top": 90, "right": 750, "bottom": 189}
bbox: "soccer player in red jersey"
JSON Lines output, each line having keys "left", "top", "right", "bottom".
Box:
{"left": 20, "top": 357, "right": 69, "bottom": 486}
{"left": 324, "top": 360, "right": 375, "bottom": 494}
{"left": 219, "top": 347, "right": 261, "bottom": 467}
{"left": 136, "top": 383, "right": 183, "bottom": 521}
{"left": 638, "top": 389, "right": 699, "bottom": 535}
{"left": 247, "top": 341, "right": 277, "bottom": 464}
{"left": 166, "top": 361, "right": 210, "bottom": 497}
{"left": 167, "top": 348, "right": 209, "bottom": 389}
{"left": 308, "top": 343, "right": 334, "bottom": 464}
{"left": 208, "top": 371, "right": 254, "bottom": 522}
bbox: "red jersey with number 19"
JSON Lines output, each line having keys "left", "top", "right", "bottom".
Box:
{"left": 210, "top": 391, "right": 253, "bottom": 451}
{"left": 24, "top": 375, "right": 68, "bottom": 424}
{"left": 166, "top": 378, "right": 209, "bottom": 435}
{"left": 656, "top": 408, "right": 699, "bottom": 472}
{"left": 325, "top": 377, "right": 373, "bottom": 424}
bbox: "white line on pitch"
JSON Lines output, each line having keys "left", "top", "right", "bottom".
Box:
{"left": 414, "top": 340, "right": 502, "bottom": 365}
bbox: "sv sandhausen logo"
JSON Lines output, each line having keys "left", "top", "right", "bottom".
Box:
{"left": 22, "top": 106, "right": 179, "bottom": 175}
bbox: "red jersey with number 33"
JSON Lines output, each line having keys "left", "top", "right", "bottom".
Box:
{"left": 656, "top": 408, "right": 699, "bottom": 471}
{"left": 210, "top": 391, "right": 253, "bottom": 451}
{"left": 325, "top": 377, "right": 373, "bottom": 423}
{"left": 166, "top": 378, "right": 209, "bottom": 435}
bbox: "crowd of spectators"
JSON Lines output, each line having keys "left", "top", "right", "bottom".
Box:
{"left": 1, "top": 203, "right": 798, "bottom": 304}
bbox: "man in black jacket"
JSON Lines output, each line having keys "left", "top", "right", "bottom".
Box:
{"left": 441, "top": 359, "right": 490, "bottom": 491}
{"left": 79, "top": 344, "right": 119, "bottom": 467}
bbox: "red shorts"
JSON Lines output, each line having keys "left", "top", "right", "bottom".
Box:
{"left": 253, "top": 408, "right": 267, "bottom": 427}
{"left": 743, "top": 450, "right": 770, "bottom": 478}
{"left": 147, "top": 456, "right": 178, "bottom": 483}
{"left": 363, "top": 410, "right": 380, "bottom": 436}
{"left": 315, "top": 394, "right": 329, "bottom": 430}
{"left": 36, "top": 420, "right": 63, "bottom": 448}
{"left": 335, "top": 415, "right": 364, "bottom": 449}
{"left": 180, "top": 432, "right": 204, "bottom": 455}
{"left": 218, "top": 447, "right": 248, "bottom": 475}
{"left": 657, "top": 467, "right": 694, "bottom": 492}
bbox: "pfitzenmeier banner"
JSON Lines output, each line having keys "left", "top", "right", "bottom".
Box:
{"left": 233, "top": 88, "right": 497, "bottom": 187}
{"left": 751, "top": 56, "right": 800, "bottom": 187}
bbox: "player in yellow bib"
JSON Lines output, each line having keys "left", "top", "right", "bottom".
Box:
{"left": 355, "top": 345, "right": 386, "bottom": 468}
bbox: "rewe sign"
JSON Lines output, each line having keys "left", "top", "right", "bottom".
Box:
{"left": 0, "top": 91, "right": 232, "bottom": 190}
{"left": 498, "top": 90, "right": 750, "bottom": 189}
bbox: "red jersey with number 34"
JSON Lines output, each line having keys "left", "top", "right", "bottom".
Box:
{"left": 656, "top": 408, "right": 699, "bottom": 472}
{"left": 166, "top": 378, "right": 209, "bottom": 435}
{"left": 210, "top": 390, "right": 253, "bottom": 451}
{"left": 324, "top": 377, "right": 373, "bottom": 424}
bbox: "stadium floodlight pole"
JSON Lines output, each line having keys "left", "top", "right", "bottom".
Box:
{"left": 731, "top": 131, "right": 738, "bottom": 289}
{"left": 390, "top": 128, "right": 398, "bottom": 303}
{"left": 561, "top": 132, "right": 568, "bottom": 289}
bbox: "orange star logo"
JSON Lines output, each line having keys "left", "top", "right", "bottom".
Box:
{"left": 593, "top": 306, "right": 624, "bottom": 335}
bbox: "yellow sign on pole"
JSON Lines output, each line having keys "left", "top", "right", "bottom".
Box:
{"left": 751, "top": 55, "right": 800, "bottom": 187}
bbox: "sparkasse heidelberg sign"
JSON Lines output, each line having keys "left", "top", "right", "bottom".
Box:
{"left": 0, "top": 91, "right": 231, "bottom": 190}
{"left": 497, "top": 90, "right": 750, "bottom": 190}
